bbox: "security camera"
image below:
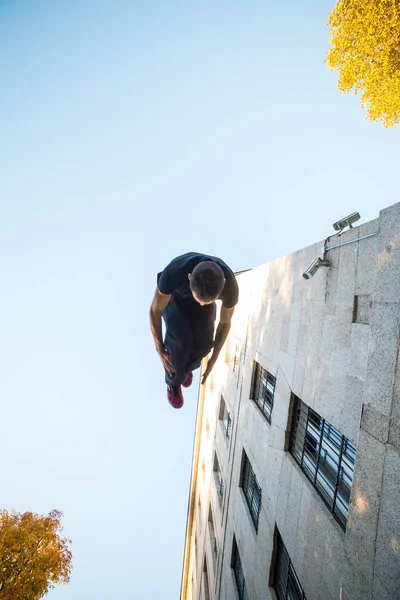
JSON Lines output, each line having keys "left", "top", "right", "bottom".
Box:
{"left": 302, "top": 256, "right": 330, "bottom": 280}
{"left": 333, "top": 212, "right": 360, "bottom": 232}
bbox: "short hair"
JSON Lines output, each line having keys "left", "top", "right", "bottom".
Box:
{"left": 190, "top": 261, "right": 225, "bottom": 302}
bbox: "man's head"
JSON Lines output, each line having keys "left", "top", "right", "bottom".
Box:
{"left": 189, "top": 261, "right": 226, "bottom": 306}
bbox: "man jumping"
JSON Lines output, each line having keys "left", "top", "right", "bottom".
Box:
{"left": 150, "top": 252, "right": 239, "bottom": 408}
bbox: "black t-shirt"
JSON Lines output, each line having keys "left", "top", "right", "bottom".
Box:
{"left": 157, "top": 252, "right": 239, "bottom": 309}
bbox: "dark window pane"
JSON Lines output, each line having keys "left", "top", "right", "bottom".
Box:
{"left": 274, "top": 532, "right": 307, "bottom": 600}
{"left": 232, "top": 539, "right": 249, "bottom": 600}
{"left": 251, "top": 363, "right": 276, "bottom": 423}
{"left": 241, "top": 453, "right": 262, "bottom": 531}
{"left": 289, "top": 395, "right": 356, "bottom": 531}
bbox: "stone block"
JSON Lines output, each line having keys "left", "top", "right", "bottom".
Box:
{"left": 316, "top": 376, "right": 345, "bottom": 431}
{"left": 309, "top": 302, "right": 325, "bottom": 350}
{"left": 329, "top": 347, "right": 352, "bottom": 382}
{"left": 340, "top": 569, "right": 373, "bottom": 600}
{"left": 301, "top": 501, "right": 326, "bottom": 599}
{"left": 275, "top": 456, "right": 292, "bottom": 530}
{"left": 292, "top": 356, "right": 305, "bottom": 399}
{"left": 372, "top": 575, "right": 395, "bottom": 600}
{"left": 393, "top": 361, "right": 400, "bottom": 419}
{"left": 254, "top": 351, "right": 276, "bottom": 380}
{"left": 349, "top": 324, "right": 371, "bottom": 380}
{"left": 292, "top": 532, "right": 307, "bottom": 583}
{"left": 355, "top": 229, "right": 379, "bottom": 297}
{"left": 373, "top": 202, "right": 400, "bottom": 303}
{"left": 345, "top": 430, "right": 386, "bottom": 587}
{"left": 292, "top": 491, "right": 313, "bottom": 582}
{"left": 321, "top": 527, "right": 349, "bottom": 600}
{"left": 275, "top": 360, "right": 292, "bottom": 397}
{"left": 268, "top": 424, "right": 286, "bottom": 451}
{"left": 280, "top": 311, "right": 290, "bottom": 353}
{"left": 315, "top": 358, "right": 330, "bottom": 406}
{"left": 284, "top": 466, "right": 303, "bottom": 557}
{"left": 271, "top": 391, "right": 291, "bottom": 436}
{"left": 296, "top": 321, "right": 310, "bottom": 364}
{"left": 315, "top": 347, "right": 351, "bottom": 426}
{"left": 302, "top": 352, "right": 320, "bottom": 409}
{"left": 336, "top": 241, "right": 358, "bottom": 306}
{"left": 374, "top": 446, "right": 400, "bottom": 600}
{"left": 361, "top": 405, "right": 390, "bottom": 444}
{"left": 333, "top": 303, "right": 354, "bottom": 347}
{"left": 341, "top": 374, "right": 363, "bottom": 445}
{"left": 389, "top": 416, "right": 400, "bottom": 450}
{"left": 277, "top": 351, "right": 295, "bottom": 388}
{"left": 320, "top": 315, "right": 334, "bottom": 363}
{"left": 296, "top": 484, "right": 312, "bottom": 549}
{"left": 316, "top": 572, "right": 337, "bottom": 600}
{"left": 264, "top": 447, "right": 284, "bottom": 517}
{"left": 288, "top": 301, "right": 301, "bottom": 357}
{"left": 325, "top": 263, "right": 339, "bottom": 316}
{"left": 300, "top": 291, "right": 312, "bottom": 327}
{"left": 363, "top": 302, "right": 399, "bottom": 417}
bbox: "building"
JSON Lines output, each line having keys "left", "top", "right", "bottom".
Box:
{"left": 179, "top": 202, "right": 400, "bottom": 600}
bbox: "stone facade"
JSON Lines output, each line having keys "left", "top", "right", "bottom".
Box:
{"left": 180, "top": 202, "right": 400, "bottom": 600}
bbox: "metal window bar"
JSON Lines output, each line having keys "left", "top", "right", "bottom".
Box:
{"left": 203, "top": 560, "right": 211, "bottom": 600}
{"left": 251, "top": 363, "right": 276, "bottom": 423}
{"left": 242, "top": 454, "right": 262, "bottom": 531}
{"left": 274, "top": 532, "right": 307, "bottom": 600}
{"left": 219, "top": 475, "right": 224, "bottom": 501}
{"left": 226, "top": 412, "right": 232, "bottom": 439}
{"left": 289, "top": 395, "right": 356, "bottom": 530}
{"left": 232, "top": 541, "right": 249, "bottom": 600}
{"left": 213, "top": 537, "right": 218, "bottom": 558}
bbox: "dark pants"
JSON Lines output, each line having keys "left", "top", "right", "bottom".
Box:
{"left": 162, "top": 297, "right": 216, "bottom": 387}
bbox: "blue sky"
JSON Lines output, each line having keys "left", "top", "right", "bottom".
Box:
{"left": 0, "top": 1, "right": 398, "bottom": 598}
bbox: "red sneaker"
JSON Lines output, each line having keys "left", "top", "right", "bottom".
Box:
{"left": 182, "top": 372, "right": 193, "bottom": 388}
{"left": 167, "top": 385, "right": 184, "bottom": 409}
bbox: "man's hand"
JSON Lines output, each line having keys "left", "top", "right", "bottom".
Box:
{"left": 150, "top": 287, "right": 174, "bottom": 372}
{"left": 201, "top": 356, "right": 216, "bottom": 385}
{"left": 159, "top": 348, "right": 176, "bottom": 375}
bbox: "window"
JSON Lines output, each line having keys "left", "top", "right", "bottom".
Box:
{"left": 202, "top": 559, "right": 210, "bottom": 600}
{"left": 219, "top": 396, "right": 232, "bottom": 440}
{"left": 250, "top": 362, "right": 276, "bottom": 423}
{"left": 273, "top": 530, "right": 307, "bottom": 600}
{"left": 208, "top": 506, "right": 218, "bottom": 570}
{"left": 213, "top": 454, "right": 224, "bottom": 505}
{"left": 289, "top": 394, "right": 356, "bottom": 530}
{"left": 240, "top": 451, "right": 262, "bottom": 531}
{"left": 231, "top": 537, "right": 249, "bottom": 600}
{"left": 226, "top": 412, "right": 232, "bottom": 439}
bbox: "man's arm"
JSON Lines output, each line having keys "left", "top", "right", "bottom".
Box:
{"left": 150, "top": 288, "right": 176, "bottom": 373}
{"left": 201, "top": 305, "right": 235, "bottom": 384}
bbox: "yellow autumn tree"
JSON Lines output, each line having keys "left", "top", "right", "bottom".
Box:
{"left": 326, "top": 0, "right": 400, "bottom": 127}
{"left": 0, "top": 509, "right": 72, "bottom": 600}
